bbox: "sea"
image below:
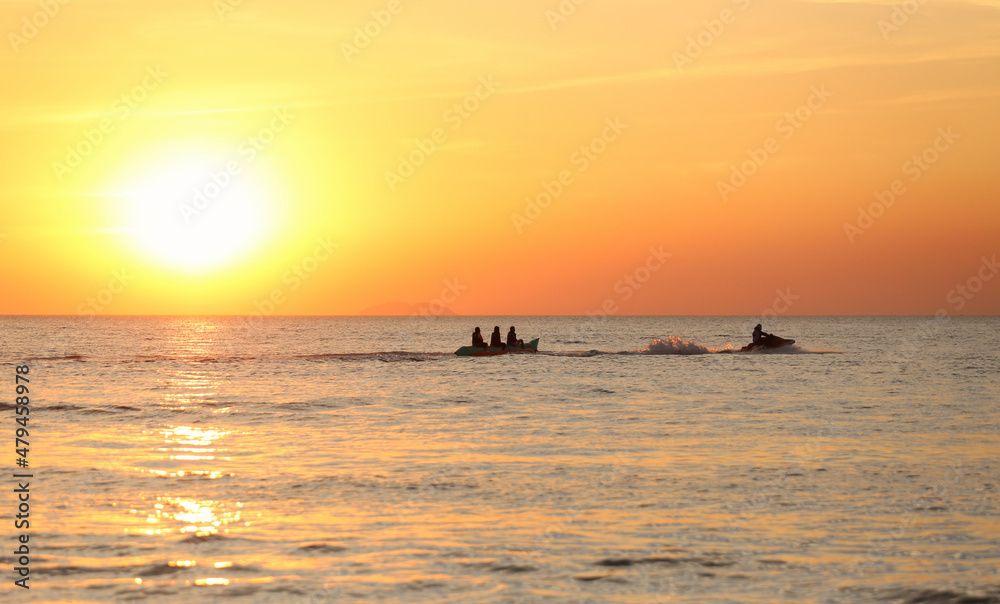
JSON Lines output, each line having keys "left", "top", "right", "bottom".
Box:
{"left": 1, "top": 315, "right": 998, "bottom": 603}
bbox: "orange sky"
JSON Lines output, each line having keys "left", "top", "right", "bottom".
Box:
{"left": 1, "top": 0, "right": 998, "bottom": 316}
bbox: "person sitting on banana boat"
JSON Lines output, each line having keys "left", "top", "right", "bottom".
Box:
{"left": 490, "top": 326, "right": 507, "bottom": 350}
{"left": 507, "top": 326, "right": 524, "bottom": 349}
{"left": 472, "top": 327, "right": 488, "bottom": 349}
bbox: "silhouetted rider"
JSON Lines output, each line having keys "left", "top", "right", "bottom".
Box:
{"left": 490, "top": 326, "right": 507, "bottom": 350}
{"left": 472, "top": 327, "right": 487, "bottom": 349}
{"left": 752, "top": 324, "right": 772, "bottom": 345}
{"left": 507, "top": 326, "right": 523, "bottom": 349}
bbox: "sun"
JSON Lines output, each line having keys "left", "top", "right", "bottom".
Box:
{"left": 123, "top": 154, "right": 272, "bottom": 272}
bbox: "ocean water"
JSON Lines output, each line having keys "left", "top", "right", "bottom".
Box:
{"left": 1, "top": 315, "right": 998, "bottom": 603}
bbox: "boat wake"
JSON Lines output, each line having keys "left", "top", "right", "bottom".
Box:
{"left": 294, "top": 352, "right": 454, "bottom": 362}
{"left": 637, "top": 336, "right": 719, "bottom": 355}
{"left": 546, "top": 336, "right": 841, "bottom": 357}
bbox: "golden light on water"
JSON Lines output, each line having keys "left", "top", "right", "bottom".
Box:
{"left": 114, "top": 421, "right": 245, "bottom": 538}
{"left": 160, "top": 372, "right": 220, "bottom": 409}
{"left": 162, "top": 425, "right": 229, "bottom": 445}
{"left": 171, "top": 499, "right": 221, "bottom": 526}
{"left": 129, "top": 496, "right": 244, "bottom": 537}
{"left": 153, "top": 424, "right": 232, "bottom": 461}
{"left": 135, "top": 469, "right": 232, "bottom": 479}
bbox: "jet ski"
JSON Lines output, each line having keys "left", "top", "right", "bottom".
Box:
{"left": 741, "top": 334, "right": 795, "bottom": 352}
{"left": 455, "top": 338, "right": 540, "bottom": 357}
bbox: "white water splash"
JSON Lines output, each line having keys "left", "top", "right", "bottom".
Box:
{"left": 639, "top": 336, "right": 713, "bottom": 355}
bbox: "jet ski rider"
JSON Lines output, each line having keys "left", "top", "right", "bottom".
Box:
{"left": 752, "top": 324, "right": 772, "bottom": 345}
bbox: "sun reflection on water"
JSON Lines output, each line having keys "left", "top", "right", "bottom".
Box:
{"left": 132, "top": 496, "right": 245, "bottom": 537}
{"left": 160, "top": 370, "right": 220, "bottom": 410}
{"left": 164, "top": 425, "right": 229, "bottom": 445}
{"left": 124, "top": 421, "right": 246, "bottom": 537}
{"left": 155, "top": 425, "right": 232, "bottom": 461}
{"left": 158, "top": 323, "right": 225, "bottom": 408}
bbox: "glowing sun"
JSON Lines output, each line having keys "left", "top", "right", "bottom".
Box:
{"left": 125, "top": 155, "right": 271, "bottom": 271}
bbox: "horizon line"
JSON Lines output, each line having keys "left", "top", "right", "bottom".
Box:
{"left": 1, "top": 314, "right": 997, "bottom": 318}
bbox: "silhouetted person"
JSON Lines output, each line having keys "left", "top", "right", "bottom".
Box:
{"left": 752, "top": 324, "right": 772, "bottom": 345}
{"left": 490, "top": 326, "right": 507, "bottom": 350}
{"left": 472, "top": 327, "right": 487, "bottom": 349}
{"left": 507, "top": 326, "right": 523, "bottom": 349}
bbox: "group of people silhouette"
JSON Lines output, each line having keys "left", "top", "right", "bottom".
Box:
{"left": 471, "top": 326, "right": 524, "bottom": 350}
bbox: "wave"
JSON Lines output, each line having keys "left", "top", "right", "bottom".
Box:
{"left": 293, "top": 352, "right": 453, "bottom": 362}
{"left": 27, "top": 354, "right": 85, "bottom": 361}
{"left": 21, "top": 351, "right": 454, "bottom": 364}
{"left": 636, "top": 337, "right": 844, "bottom": 355}
{"left": 740, "top": 345, "right": 842, "bottom": 355}
{"left": 545, "top": 337, "right": 722, "bottom": 356}
{"left": 637, "top": 336, "right": 716, "bottom": 355}
{"left": 544, "top": 350, "right": 604, "bottom": 357}
{"left": 543, "top": 336, "right": 716, "bottom": 357}
{"left": 547, "top": 337, "right": 840, "bottom": 357}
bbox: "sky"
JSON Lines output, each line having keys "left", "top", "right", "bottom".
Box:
{"left": 1, "top": 0, "right": 998, "bottom": 316}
